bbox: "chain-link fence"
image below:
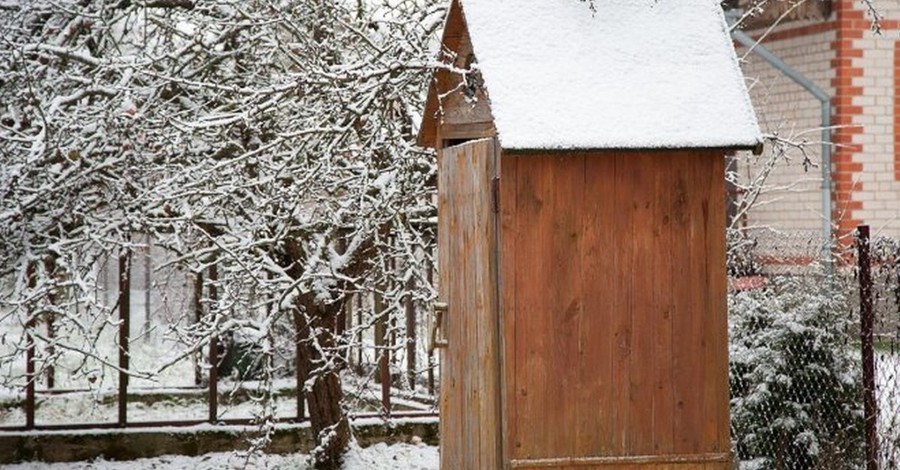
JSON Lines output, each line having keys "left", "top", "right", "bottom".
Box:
{"left": 728, "top": 226, "right": 899, "bottom": 469}
{"left": 868, "top": 233, "right": 900, "bottom": 468}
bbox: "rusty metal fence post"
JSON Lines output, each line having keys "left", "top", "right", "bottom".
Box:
{"left": 207, "top": 262, "right": 218, "bottom": 423}
{"left": 858, "top": 224, "right": 879, "bottom": 470}
{"left": 118, "top": 250, "right": 131, "bottom": 427}
{"left": 24, "top": 262, "right": 36, "bottom": 430}
{"left": 405, "top": 275, "right": 417, "bottom": 389}
{"left": 46, "top": 313, "right": 55, "bottom": 390}
{"left": 193, "top": 271, "right": 203, "bottom": 387}
{"left": 295, "top": 311, "right": 307, "bottom": 421}
{"left": 377, "top": 290, "right": 391, "bottom": 417}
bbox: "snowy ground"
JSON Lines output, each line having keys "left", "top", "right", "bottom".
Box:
{"left": 0, "top": 276, "right": 435, "bottom": 427}
{"left": 0, "top": 377, "right": 432, "bottom": 426}
{"left": 0, "top": 442, "right": 438, "bottom": 470}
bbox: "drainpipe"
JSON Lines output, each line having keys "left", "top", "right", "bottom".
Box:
{"left": 727, "top": 14, "right": 834, "bottom": 270}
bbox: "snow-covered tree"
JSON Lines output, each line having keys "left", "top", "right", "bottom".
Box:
{"left": 1, "top": 0, "right": 443, "bottom": 467}
{"left": 729, "top": 276, "right": 864, "bottom": 469}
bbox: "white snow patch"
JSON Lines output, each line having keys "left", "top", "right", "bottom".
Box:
{"left": 0, "top": 442, "right": 438, "bottom": 470}
{"left": 459, "top": 0, "right": 761, "bottom": 150}
{"left": 341, "top": 441, "right": 438, "bottom": 470}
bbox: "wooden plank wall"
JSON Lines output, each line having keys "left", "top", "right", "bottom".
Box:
{"left": 438, "top": 138, "right": 502, "bottom": 470}
{"left": 500, "top": 150, "right": 729, "bottom": 470}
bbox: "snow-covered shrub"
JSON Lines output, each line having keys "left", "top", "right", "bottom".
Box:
{"left": 729, "top": 275, "right": 864, "bottom": 469}
{"left": 727, "top": 229, "right": 763, "bottom": 277}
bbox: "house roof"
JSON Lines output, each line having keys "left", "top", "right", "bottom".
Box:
{"left": 419, "top": 0, "right": 762, "bottom": 150}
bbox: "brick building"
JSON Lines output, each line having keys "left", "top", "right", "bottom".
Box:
{"left": 732, "top": 0, "right": 900, "bottom": 241}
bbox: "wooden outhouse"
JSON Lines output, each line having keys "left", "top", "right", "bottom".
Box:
{"left": 418, "top": 1, "right": 761, "bottom": 469}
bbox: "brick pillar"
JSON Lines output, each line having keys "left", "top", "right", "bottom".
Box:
{"left": 830, "top": 0, "right": 866, "bottom": 240}
{"left": 894, "top": 41, "right": 900, "bottom": 181}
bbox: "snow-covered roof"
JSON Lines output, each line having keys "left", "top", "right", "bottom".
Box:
{"left": 421, "top": 0, "right": 762, "bottom": 150}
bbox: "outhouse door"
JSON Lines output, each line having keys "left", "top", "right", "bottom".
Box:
{"left": 436, "top": 138, "right": 503, "bottom": 470}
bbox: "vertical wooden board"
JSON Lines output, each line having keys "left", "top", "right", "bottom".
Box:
{"left": 690, "top": 151, "right": 716, "bottom": 453}
{"left": 700, "top": 152, "right": 729, "bottom": 453}
{"left": 691, "top": 152, "right": 727, "bottom": 453}
{"left": 453, "top": 145, "right": 476, "bottom": 467}
{"left": 673, "top": 152, "right": 728, "bottom": 453}
{"left": 436, "top": 148, "right": 452, "bottom": 468}
{"left": 438, "top": 138, "right": 502, "bottom": 470}
{"left": 437, "top": 146, "right": 462, "bottom": 470}
{"left": 452, "top": 148, "right": 467, "bottom": 468}
{"left": 548, "top": 154, "right": 585, "bottom": 458}
{"left": 577, "top": 153, "right": 617, "bottom": 456}
{"left": 511, "top": 155, "right": 555, "bottom": 459}
{"left": 474, "top": 141, "right": 501, "bottom": 470}
{"left": 500, "top": 154, "right": 518, "bottom": 463}
{"left": 670, "top": 151, "right": 700, "bottom": 455}
{"left": 509, "top": 153, "right": 586, "bottom": 459}
{"left": 651, "top": 154, "right": 675, "bottom": 455}
{"left": 611, "top": 152, "right": 635, "bottom": 453}
{"left": 628, "top": 152, "right": 658, "bottom": 455}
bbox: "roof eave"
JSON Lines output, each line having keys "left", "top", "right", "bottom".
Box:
{"left": 500, "top": 142, "right": 763, "bottom": 154}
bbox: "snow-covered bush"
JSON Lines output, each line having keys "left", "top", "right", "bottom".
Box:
{"left": 729, "top": 275, "right": 864, "bottom": 469}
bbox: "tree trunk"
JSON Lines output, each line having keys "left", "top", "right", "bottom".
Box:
{"left": 296, "top": 294, "right": 350, "bottom": 470}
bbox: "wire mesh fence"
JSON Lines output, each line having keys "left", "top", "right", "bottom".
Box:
{"left": 728, "top": 226, "right": 899, "bottom": 469}
{"left": 869, "top": 234, "right": 900, "bottom": 468}
{"left": 0, "top": 235, "right": 441, "bottom": 431}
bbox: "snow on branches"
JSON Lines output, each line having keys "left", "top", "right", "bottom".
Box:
{"left": 1, "top": 0, "right": 443, "bottom": 466}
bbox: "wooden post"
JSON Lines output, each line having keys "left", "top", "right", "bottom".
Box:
{"left": 193, "top": 271, "right": 203, "bottom": 387}
{"left": 857, "top": 225, "right": 879, "bottom": 470}
{"left": 117, "top": 251, "right": 131, "bottom": 427}
{"left": 207, "top": 262, "right": 218, "bottom": 423}
{"left": 25, "top": 262, "right": 36, "bottom": 429}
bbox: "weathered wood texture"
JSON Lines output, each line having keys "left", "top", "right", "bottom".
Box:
{"left": 499, "top": 150, "right": 729, "bottom": 469}
{"left": 418, "top": 0, "right": 495, "bottom": 147}
{"left": 437, "top": 138, "right": 502, "bottom": 470}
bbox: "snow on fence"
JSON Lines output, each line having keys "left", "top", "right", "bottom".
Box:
{"left": 866, "top": 230, "right": 900, "bottom": 469}
{"left": 729, "top": 226, "right": 900, "bottom": 469}
{"left": 0, "top": 236, "right": 440, "bottom": 430}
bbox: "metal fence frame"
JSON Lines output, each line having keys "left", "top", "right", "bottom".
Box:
{"left": 2, "top": 247, "right": 440, "bottom": 432}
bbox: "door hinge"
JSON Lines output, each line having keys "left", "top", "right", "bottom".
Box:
{"left": 491, "top": 176, "right": 500, "bottom": 213}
